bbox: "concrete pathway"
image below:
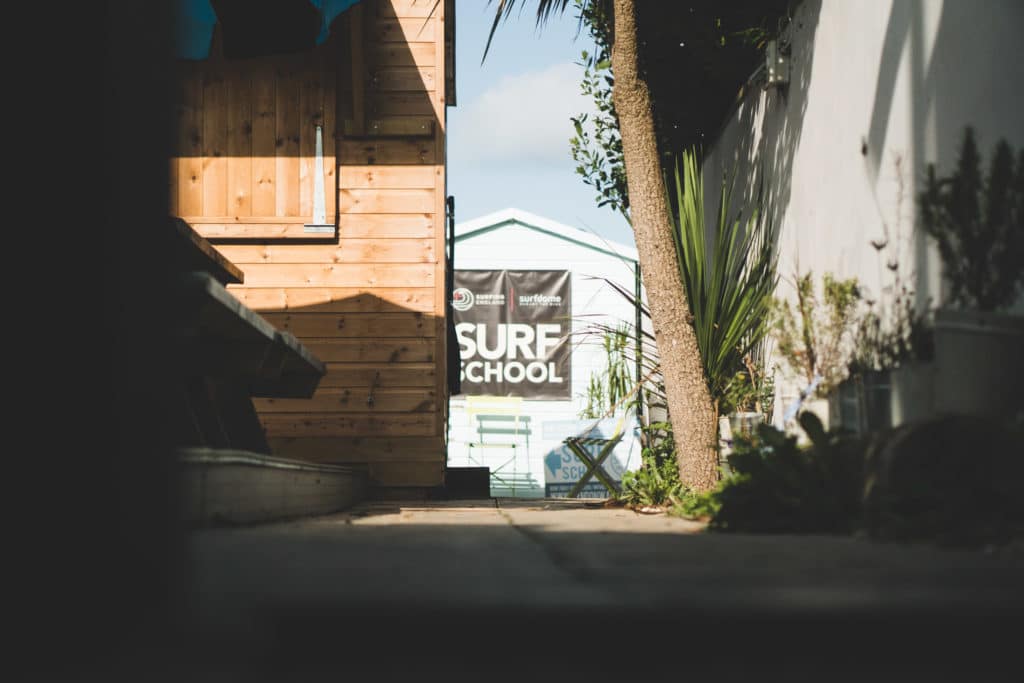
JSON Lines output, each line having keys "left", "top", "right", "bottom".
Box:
{"left": 181, "top": 498, "right": 1024, "bottom": 681}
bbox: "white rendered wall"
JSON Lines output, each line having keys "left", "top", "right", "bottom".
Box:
{"left": 449, "top": 219, "right": 646, "bottom": 497}
{"left": 702, "top": 0, "right": 1024, "bottom": 423}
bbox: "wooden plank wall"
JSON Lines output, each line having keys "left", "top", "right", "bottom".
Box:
{"left": 172, "top": 42, "right": 337, "bottom": 238}
{"left": 170, "top": 0, "right": 449, "bottom": 489}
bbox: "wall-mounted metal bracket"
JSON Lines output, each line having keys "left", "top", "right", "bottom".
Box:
{"left": 304, "top": 124, "right": 335, "bottom": 234}
{"left": 765, "top": 40, "right": 790, "bottom": 88}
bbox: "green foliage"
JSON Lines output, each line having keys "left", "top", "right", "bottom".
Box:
{"left": 919, "top": 126, "right": 1024, "bottom": 311}
{"left": 849, "top": 155, "right": 934, "bottom": 374}
{"left": 671, "top": 147, "right": 779, "bottom": 409}
{"left": 570, "top": 1, "right": 627, "bottom": 216}
{"left": 863, "top": 414, "right": 1024, "bottom": 547}
{"left": 770, "top": 271, "right": 861, "bottom": 396}
{"left": 566, "top": 2, "right": 795, "bottom": 218}
{"left": 849, "top": 284, "right": 933, "bottom": 374}
{"left": 579, "top": 325, "right": 634, "bottom": 419}
{"left": 672, "top": 488, "right": 721, "bottom": 520}
{"left": 720, "top": 354, "right": 775, "bottom": 416}
{"left": 707, "top": 412, "right": 867, "bottom": 533}
{"left": 617, "top": 421, "right": 686, "bottom": 508}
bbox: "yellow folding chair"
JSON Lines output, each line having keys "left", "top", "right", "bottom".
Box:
{"left": 465, "top": 396, "right": 532, "bottom": 496}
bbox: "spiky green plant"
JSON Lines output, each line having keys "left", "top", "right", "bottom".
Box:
{"left": 671, "top": 147, "right": 779, "bottom": 412}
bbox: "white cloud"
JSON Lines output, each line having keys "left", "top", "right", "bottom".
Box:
{"left": 450, "top": 62, "right": 596, "bottom": 167}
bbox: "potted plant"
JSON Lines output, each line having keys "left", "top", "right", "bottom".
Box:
{"left": 918, "top": 126, "right": 1024, "bottom": 420}
{"left": 769, "top": 270, "right": 862, "bottom": 443}
{"left": 717, "top": 352, "right": 774, "bottom": 475}
{"left": 839, "top": 170, "right": 936, "bottom": 435}
{"left": 843, "top": 284, "right": 935, "bottom": 433}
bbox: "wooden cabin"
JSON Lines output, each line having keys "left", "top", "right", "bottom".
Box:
{"left": 169, "top": 0, "right": 456, "bottom": 492}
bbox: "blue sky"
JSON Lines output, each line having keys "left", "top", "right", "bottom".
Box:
{"left": 448, "top": 0, "right": 634, "bottom": 248}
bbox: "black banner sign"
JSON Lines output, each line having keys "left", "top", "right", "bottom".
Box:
{"left": 453, "top": 270, "right": 572, "bottom": 399}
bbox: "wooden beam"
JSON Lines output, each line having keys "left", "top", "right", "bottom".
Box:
{"left": 226, "top": 287, "right": 435, "bottom": 313}
{"left": 319, "top": 363, "right": 437, "bottom": 388}
{"left": 349, "top": 2, "right": 366, "bottom": 136}
{"left": 338, "top": 212, "right": 434, "bottom": 238}
{"left": 217, "top": 239, "right": 436, "bottom": 264}
{"left": 234, "top": 263, "right": 435, "bottom": 288}
{"left": 268, "top": 435, "right": 446, "bottom": 463}
{"left": 255, "top": 387, "right": 436, "bottom": 413}
{"left": 260, "top": 413, "right": 436, "bottom": 437}
{"left": 261, "top": 311, "right": 433, "bottom": 338}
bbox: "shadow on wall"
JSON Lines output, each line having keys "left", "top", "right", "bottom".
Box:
{"left": 703, "top": 0, "right": 822, "bottom": 242}
{"left": 865, "top": 0, "right": 1024, "bottom": 311}
{"left": 216, "top": 291, "right": 445, "bottom": 483}
{"left": 706, "top": 0, "right": 1024, "bottom": 313}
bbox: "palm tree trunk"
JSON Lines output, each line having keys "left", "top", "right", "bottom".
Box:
{"left": 610, "top": 0, "right": 719, "bottom": 490}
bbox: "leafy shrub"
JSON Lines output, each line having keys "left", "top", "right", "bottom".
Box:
{"left": 863, "top": 413, "right": 1024, "bottom": 547}
{"left": 707, "top": 412, "right": 867, "bottom": 533}
{"left": 617, "top": 420, "right": 687, "bottom": 508}
{"left": 770, "top": 272, "right": 862, "bottom": 397}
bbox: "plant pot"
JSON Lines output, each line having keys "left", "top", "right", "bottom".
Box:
{"left": 890, "top": 361, "right": 936, "bottom": 425}
{"left": 729, "top": 411, "right": 764, "bottom": 439}
{"left": 718, "top": 415, "right": 733, "bottom": 474}
{"left": 718, "top": 412, "right": 764, "bottom": 477}
{"left": 795, "top": 397, "right": 830, "bottom": 446}
{"left": 829, "top": 377, "right": 861, "bottom": 434}
{"left": 833, "top": 364, "right": 937, "bottom": 435}
{"left": 932, "top": 308, "right": 1024, "bottom": 420}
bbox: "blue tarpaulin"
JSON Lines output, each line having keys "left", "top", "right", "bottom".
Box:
{"left": 174, "top": 0, "right": 364, "bottom": 59}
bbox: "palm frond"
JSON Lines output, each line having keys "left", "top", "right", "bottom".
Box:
{"left": 483, "top": 0, "right": 598, "bottom": 63}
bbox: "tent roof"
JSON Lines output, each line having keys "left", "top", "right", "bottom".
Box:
{"left": 455, "top": 208, "right": 639, "bottom": 264}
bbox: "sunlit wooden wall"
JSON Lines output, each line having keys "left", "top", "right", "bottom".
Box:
{"left": 169, "top": 0, "right": 451, "bottom": 488}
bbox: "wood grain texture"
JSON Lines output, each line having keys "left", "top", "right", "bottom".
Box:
{"left": 367, "top": 92, "right": 437, "bottom": 117}
{"left": 300, "top": 338, "right": 435, "bottom": 362}
{"left": 337, "top": 212, "right": 434, "bottom": 238}
{"left": 176, "top": 68, "right": 204, "bottom": 216}
{"left": 226, "top": 288, "right": 435, "bottom": 313}
{"left": 433, "top": 2, "right": 448, "bottom": 433}
{"left": 377, "top": 0, "right": 439, "bottom": 19}
{"left": 339, "top": 139, "right": 435, "bottom": 165}
{"left": 261, "top": 312, "right": 432, "bottom": 338}
{"left": 217, "top": 239, "right": 435, "bottom": 264}
{"left": 235, "top": 263, "right": 434, "bottom": 288}
{"left": 255, "top": 387, "right": 435, "bottom": 413}
{"left": 172, "top": 1, "right": 451, "bottom": 485}
{"left": 268, "top": 435, "right": 446, "bottom": 462}
{"left": 375, "top": 18, "right": 435, "bottom": 44}
{"left": 275, "top": 64, "right": 301, "bottom": 217}
{"left": 347, "top": 117, "right": 435, "bottom": 137}
{"left": 340, "top": 165, "right": 436, "bottom": 189}
{"left": 373, "top": 43, "right": 435, "bottom": 67}
{"left": 251, "top": 68, "right": 277, "bottom": 216}
{"left": 369, "top": 461, "right": 444, "bottom": 487}
{"left": 202, "top": 68, "right": 228, "bottom": 216}
{"left": 319, "top": 363, "right": 437, "bottom": 388}
{"left": 339, "top": 189, "right": 434, "bottom": 214}
{"left": 260, "top": 413, "right": 436, "bottom": 437}
{"left": 190, "top": 223, "right": 316, "bottom": 239}
{"left": 226, "top": 67, "right": 253, "bottom": 217}
{"left": 373, "top": 67, "right": 435, "bottom": 92}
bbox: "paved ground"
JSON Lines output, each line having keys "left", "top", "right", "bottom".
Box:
{"left": 173, "top": 498, "right": 1023, "bottom": 681}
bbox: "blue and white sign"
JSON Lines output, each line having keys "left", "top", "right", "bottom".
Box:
{"left": 541, "top": 412, "right": 640, "bottom": 498}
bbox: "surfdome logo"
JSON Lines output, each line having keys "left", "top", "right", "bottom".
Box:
{"left": 452, "top": 287, "right": 474, "bottom": 311}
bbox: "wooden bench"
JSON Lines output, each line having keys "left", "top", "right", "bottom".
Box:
{"left": 166, "top": 217, "right": 325, "bottom": 454}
